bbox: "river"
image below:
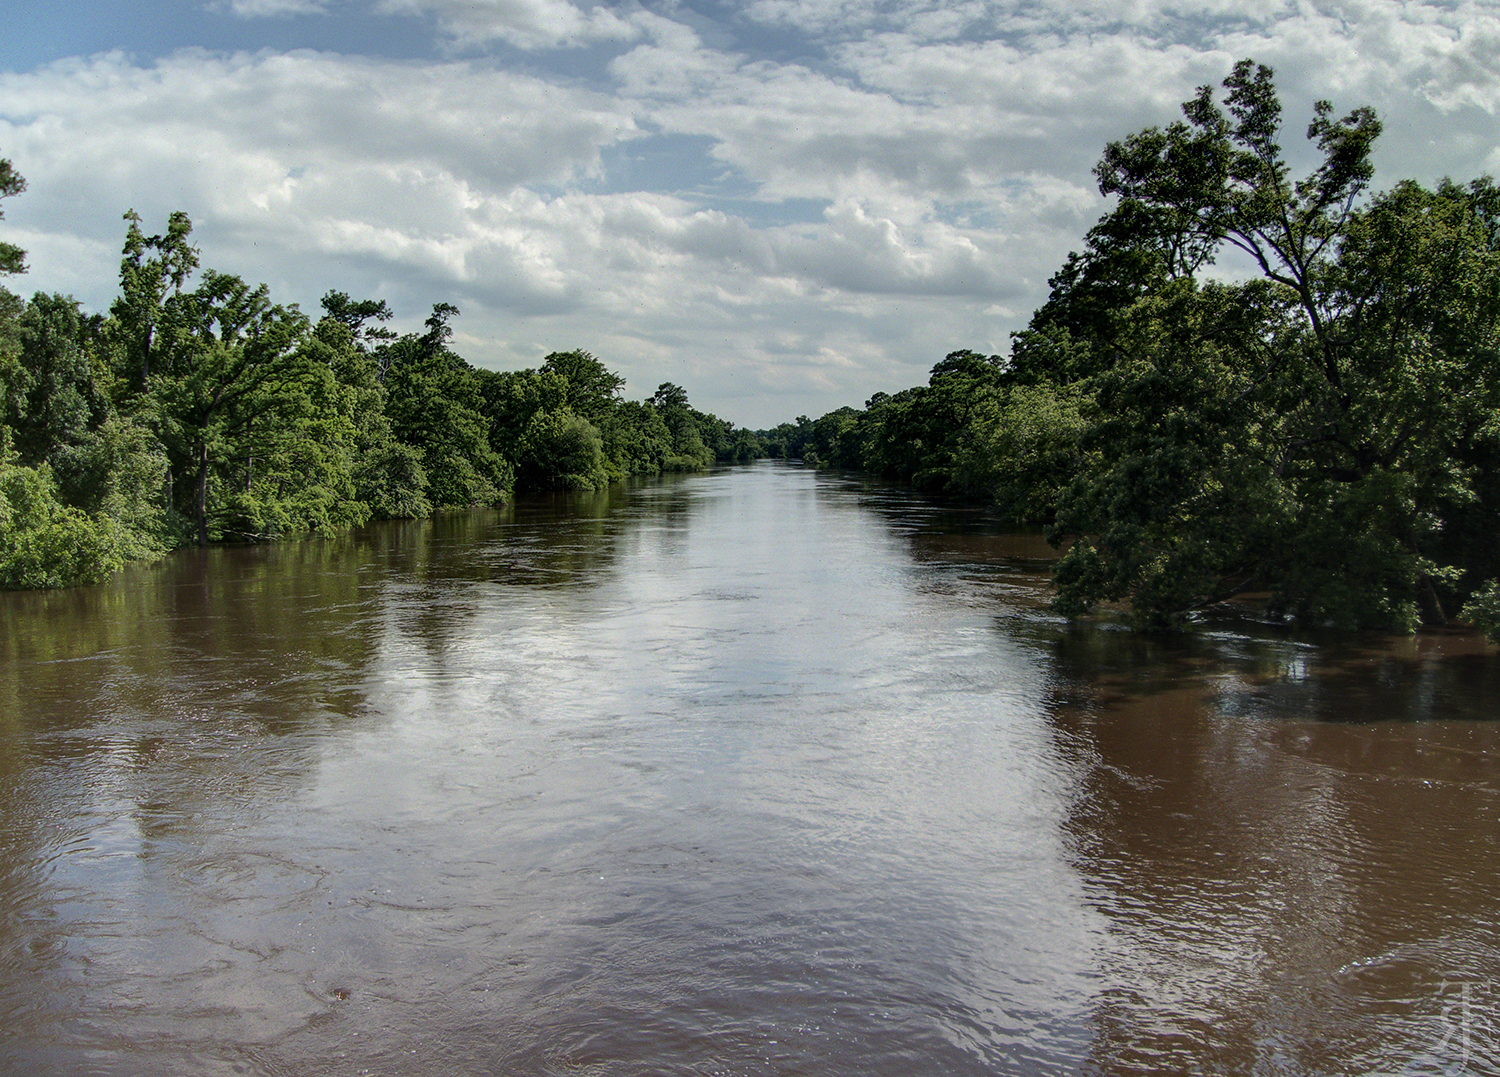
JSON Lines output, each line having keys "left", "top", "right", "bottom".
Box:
{"left": 1, "top": 460, "right": 1497, "bottom": 1075}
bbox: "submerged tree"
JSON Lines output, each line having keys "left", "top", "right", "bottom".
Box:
{"left": 108, "top": 214, "right": 382, "bottom": 546}
{"left": 1036, "top": 62, "right": 1500, "bottom": 630}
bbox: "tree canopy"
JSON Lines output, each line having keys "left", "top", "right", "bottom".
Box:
{"left": 0, "top": 155, "right": 25, "bottom": 277}
{"left": 770, "top": 61, "right": 1500, "bottom": 638}
{"left": 0, "top": 186, "right": 758, "bottom": 587}
{"left": 8, "top": 65, "right": 1500, "bottom": 646}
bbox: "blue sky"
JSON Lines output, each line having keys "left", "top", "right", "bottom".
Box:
{"left": 3, "top": 1, "right": 1498, "bottom": 426}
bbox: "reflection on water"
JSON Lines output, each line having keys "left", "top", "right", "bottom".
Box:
{"left": 0, "top": 461, "right": 1496, "bottom": 1076}
{"left": 1039, "top": 625, "right": 1500, "bottom": 1076}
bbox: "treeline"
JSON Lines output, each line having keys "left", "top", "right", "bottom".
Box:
{"left": 0, "top": 198, "right": 760, "bottom": 588}
{"left": 9, "top": 60, "right": 1500, "bottom": 638}
{"left": 766, "top": 62, "right": 1500, "bottom": 636}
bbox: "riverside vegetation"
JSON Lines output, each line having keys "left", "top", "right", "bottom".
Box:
{"left": 4, "top": 61, "right": 1500, "bottom": 640}
{"left": 763, "top": 62, "right": 1500, "bottom": 639}
{"left": 0, "top": 197, "right": 759, "bottom": 587}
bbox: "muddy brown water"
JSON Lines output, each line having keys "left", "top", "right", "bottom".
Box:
{"left": 1, "top": 461, "right": 1496, "bottom": 1075}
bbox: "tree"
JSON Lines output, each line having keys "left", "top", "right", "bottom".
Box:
{"left": 8, "top": 293, "right": 112, "bottom": 474}
{"left": 0, "top": 155, "right": 24, "bottom": 277}
{"left": 320, "top": 290, "right": 396, "bottom": 352}
{"left": 517, "top": 408, "right": 609, "bottom": 490}
{"left": 540, "top": 349, "right": 625, "bottom": 425}
{"left": 0, "top": 155, "right": 29, "bottom": 490}
{"left": 1011, "top": 60, "right": 1381, "bottom": 387}
{"left": 651, "top": 382, "right": 714, "bottom": 470}
{"left": 382, "top": 304, "right": 510, "bottom": 508}
{"left": 952, "top": 381, "right": 1089, "bottom": 522}
{"left": 851, "top": 351, "right": 1008, "bottom": 488}
{"left": 0, "top": 438, "right": 123, "bottom": 589}
{"left": 147, "top": 268, "right": 317, "bottom": 545}
{"left": 1092, "top": 60, "right": 1381, "bottom": 312}
{"left": 111, "top": 210, "right": 199, "bottom": 392}
{"left": 109, "top": 213, "right": 358, "bottom": 545}
{"left": 1039, "top": 63, "right": 1500, "bottom": 630}
{"left": 598, "top": 398, "right": 674, "bottom": 478}
{"left": 307, "top": 314, "right": 428, "bottom": 520}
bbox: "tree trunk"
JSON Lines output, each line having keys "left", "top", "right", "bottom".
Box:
{"left": 195, "top": 441, "right": 210, "bottom": 547}
{"left": 1417, "top": 573, "right": 1449, "bottom": 626}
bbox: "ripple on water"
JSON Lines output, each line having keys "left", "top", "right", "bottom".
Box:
{"left": 0, "top": 464, "right": 1497, "bottom": 1076}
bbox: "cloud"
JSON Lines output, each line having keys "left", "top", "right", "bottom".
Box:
{"left": 0, "top": 43, "right": 1043, "bottom": 385}
{"left": 217, "top": 0, "right": 330, "bottom": 16}
{"left": 0, "top": 48, "right": 637, "bottom": 276}
{"left": 376, "top": 0, "right": 643, "bottom": 49}
{"left": 1412, "top": 15, "right": 1500, "bottom": 114}
{"left": 3, "top": 1, "right": 1500, "bottom": 426}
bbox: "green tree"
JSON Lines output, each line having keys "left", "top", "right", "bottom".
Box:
{"left": 852, "top": 351, "right": 1008, "bottom": 488}
{"left": 598, "top": 398, "right": 674, "bottom": 478}
{"left": 1009, "top": 60, "right": 1380, "bottom": 390}
{"left": 6, "top": 292, "right": 171, "bottom": 558}
{"left": 111, "top": 210, "right": 199, "bottom": 393}
{"left": 1040, "top": 63, "right": 1500, "bottom": 630}
{"left": 478, "top": 366, "right": 567, "bottom": 465}
{"left": 0, "top": 155, "right": 31, "bottom": 559}
{"left": 9, "top": 293, "right": 112, "bottom": 475}
{"left": 518, "top": 408, "right": 609, "bottom": 490}
{"left": 319, "top": 290, "right": 396, "bottom": 351}
{"left": 307, "top": 313, "right": 429, "bottom": 520}
{"left": 652, "top": 382, "right": 714, "bottom": 470}
{"left": 68, "top": 414, "right": 171, "bottom": 562}
{"left": 145, "top": 268, "right": 318, "bottom": 545}
{"left": 478, "top": 362, "right": 618, "bottom": 492}
{"left": 953, "top": 381, "right": 1090, "bottom": 522}
{"left": 382, "top": 304, "right": 510, "bottom": 508}
{"left": 0, "top": 437, "right": 125, "bottom": 589}
{"left": 0, "top": 154, "right": 24, "bottom": 278}
{"left": 756, "top": 415, "right": 814, "bottom": 461}
{"left": 108, "top": 214, "right": 360, "bottom": 545}
{"left": 540, "top": 349, "right": 625, "bottom": 425}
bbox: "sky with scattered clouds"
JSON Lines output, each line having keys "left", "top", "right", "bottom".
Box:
{"left": 3, "top": 1, "right": 1499, "bottom": 426}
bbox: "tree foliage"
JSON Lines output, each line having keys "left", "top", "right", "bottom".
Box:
{"left": 0, "top": 154, "right": 25, "bottom": 277}
{"left": 1040, "top": 65, "right": 1499, "bottom": 630}
{"left": 381, "top": 304, "right": 510, "bottom": 510}
{"left": 0, "top": 193, "right": 759, "bottom": 587}
{"left": 773, "top": 61, "right": 1500, "bottom": 638}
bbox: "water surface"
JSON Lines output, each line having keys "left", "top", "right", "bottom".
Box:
{"left": 1, "top": 461, "right": 1496, "bottom": 1075}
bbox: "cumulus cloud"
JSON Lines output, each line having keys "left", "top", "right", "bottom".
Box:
{"left": 217, "top": 0, "right": 330, "bottom": 16}
{"left": 1412, "top": 16, "right": 1500, "bottom": 113}
{"left": 376, "top": 0, "right": 643, "bottom": 49}
{"left": 2, "top": 1, "right": 1498, "bottom": 425}
{"left": 0, "top": 49, "right": 637, "bottom": 292}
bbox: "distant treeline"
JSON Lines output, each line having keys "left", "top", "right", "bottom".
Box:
{"left": 0, "top": 195, "right": 763, "bottom": 589}
{"left": 763, "top": 61, "right": 1500, "bottom": 638}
